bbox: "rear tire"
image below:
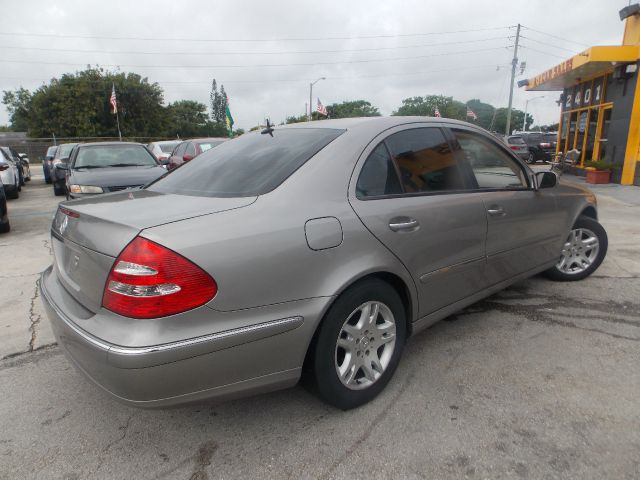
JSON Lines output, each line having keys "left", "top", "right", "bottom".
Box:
{"left": 544, "top": 215, "right": 608, "bottom": 281}
{"left": 53, "top": 183, "right": 66, "bottom": 196}
{"left": 311, "top": 279, "right": 406, "bottom": 410}
{"left": 6, "top": 187, "right": 18, "bottom": 199}
{"left": 526, "top": 153, "right": 535, "bottom": 164}
{"left": 0, "top": 219, "right": 10, "bottom": 233}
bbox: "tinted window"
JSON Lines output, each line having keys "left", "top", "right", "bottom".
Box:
{"left": 452, "top": 130, "right": 528, "bottom": 189}
{"left": 74, "top": 145, "right": 158, "bottom": 168}
{"left": 508, "top": 136, "right": 526, "bottom": 145}
{"left": 356, "top": 143, "right": 401, "bottom": 198}
{"left": 148, "top": 128, "right": 343, "bottom": 197}
{"left": 386, "top": 128, "right": 466, "bottom": 192}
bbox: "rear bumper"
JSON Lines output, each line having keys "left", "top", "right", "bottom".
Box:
{"left": 40, "top": 266, "right": 322, "bottom": 407}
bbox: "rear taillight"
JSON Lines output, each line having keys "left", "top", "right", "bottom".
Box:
{"left": 102, "top": 236, "right": 217, "bottom": 319}
{"left": 510, "top": 145, "right": 520, "bottom": 150}
{"left": 540, "top": 142, "right": 551, "bottom": 148}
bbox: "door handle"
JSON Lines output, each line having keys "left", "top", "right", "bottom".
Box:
{"left": 389, "top": 217, "right": 420, "bottom": 232}
{"left": 487, "top": 206, "right": 505, "bottom": 216}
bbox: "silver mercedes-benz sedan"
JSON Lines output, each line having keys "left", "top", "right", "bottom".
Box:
{"left": 40, "top": 117, "right": 607, "bottom": 410}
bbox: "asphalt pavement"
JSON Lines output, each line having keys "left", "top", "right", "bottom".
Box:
{"left": 0, "top": 172, "right": 638, "bottom": 479}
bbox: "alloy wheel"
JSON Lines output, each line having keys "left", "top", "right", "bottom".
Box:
{"left": 335, "top": 301, "right": 397, "bottom": 390}
{"left": 556, "top": 228, "right": 600, "bottom": 275}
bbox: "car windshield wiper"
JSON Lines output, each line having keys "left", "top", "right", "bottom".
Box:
{"left": 109, "top": 163, "right": 147, "bottom": 167}
{"left": 75, "top": 165, "right": 106, "bottom": 169}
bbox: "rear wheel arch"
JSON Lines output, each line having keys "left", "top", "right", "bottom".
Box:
{"left": 302, "top": 271, "right": 415, "bottom": 374}
{"left": 580, "top": 205, "right": 597, "bottom": 221}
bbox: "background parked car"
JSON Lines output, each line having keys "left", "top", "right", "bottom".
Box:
{"left": 61, "top": 142, "right": 167, "bottom": 200}
{"left": 0, "top": 147, "right": 25, "bottom": 186}
{"left": 517, "top": 132, "right": 558, "bottom": 163}
{"left": 0, "top": 164, "right": 11, "bottom": 233}
{"left": 51, "top": 143, "right": 79, "bottom": 196}
{"left": 505, "top": 135, "right": 533, "bottom": 163}
{"left": 167, "top": 137, "right": 228, "bottom": 170}
{"left": 147, "top": 140, "right": 181, "bottom": 165}
{"left": 43, "top": 145, "right": 57, "bottom": 184}
{"left": 17, "top": 152, "right": 31, "bottom": 181}
{"left": 0, "top": 149, "right": 20, "bottom": 199}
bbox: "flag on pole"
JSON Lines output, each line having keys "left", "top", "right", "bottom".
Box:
{"left": 317, "top": 98, "right": 328, "bottom": 117}
{"left": 225, "top": 96, "right": 234, "bottom": 137}
{"left": 110, "top": 84, "right": 118, "bottom": 114}
{"left": 466, "top": 107, "right": 477, "bottom": 121}
{"left": 434, "top": 107, "right": 441, "bottom": 118}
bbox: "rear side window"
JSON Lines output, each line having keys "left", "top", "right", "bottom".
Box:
{"left": 356, "top": 143, "right": 402, "bottom": 198}
{"left": 386, "top": 128, "right": 466, "bottom": 193}
{"left": 452, "top": 129, "right": 528, "bottom": 189}
{"left": 185, "top": 142, "right": 196, "bottom": 156}
{"left": 148, "top": 128, "right": 344, "bottom": 197}
{"left": 173, "top": 142, "right": 187, "bottom": 156}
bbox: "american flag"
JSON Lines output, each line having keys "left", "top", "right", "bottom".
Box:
{"left": 110, "top": 84, "right": 118, "bottom": 115}
{"left": 434, "top": 107, "right": 441, "bottom": 118}
{"left": 466, "top": 107, "right": 477, "bottom": 120}
{"left": 317, "top": 98, "right": 328, "bottom": 117}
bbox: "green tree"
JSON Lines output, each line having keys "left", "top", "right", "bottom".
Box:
{"left": 466, "top": 99, "right": 496, "bottom": 130}
{"left": 2, "top": 87, "right": 32, "bottom": 131}
{"left": 285, "top": 114, "right": 308, "bottom": 124}
{"left": 4, "top": 67, "right": 167, "bottom": 138}
{"left": 492, "top": 108, "right": 532, "bottom": 134}
{"left": 392, "top": 95, "right": 466, "bottom": 120}
{"left": 326, "top": 100, "right": 381, "bottom": 118}
{"left": 209, "top": 78, "right": 229, "bottom": 125}
{"left": 165, "top": 100, "right": 210, "bottom": 138}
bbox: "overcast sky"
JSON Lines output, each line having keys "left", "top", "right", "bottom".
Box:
{"left": 0, "top": 0, "right": 631, "bottom": 132}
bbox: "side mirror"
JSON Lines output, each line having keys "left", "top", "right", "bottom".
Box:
{"left": 0, "top": 163, "right": 9, "bottom": 171}
{"left": 160, "top": 158, "right": 170, "bottom": 165}
{"left": 183, "top": 154, "right": 194, "bottom": 162}
{"left": 56, "top": 163, "right": 69, "bottom": 171}
{"left": 536, "top": 171, "right": 557, "bottom": 189}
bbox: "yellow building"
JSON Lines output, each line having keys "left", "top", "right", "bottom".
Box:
{"left": 523, "top": 4, "right": 640, "bottom": 185}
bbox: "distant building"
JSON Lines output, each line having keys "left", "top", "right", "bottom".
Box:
{"left": 522, "top": 4, "right": 640, "bottom": 185}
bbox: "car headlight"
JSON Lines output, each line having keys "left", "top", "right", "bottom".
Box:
{"left": 68, "top": 185, "right": 104, "bottom": 194}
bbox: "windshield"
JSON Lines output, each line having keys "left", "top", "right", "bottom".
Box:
{"left": 46, "top": 146, "right": 57, "bottom": 157}
{"left": 148, "top": 128, "right": 344, "bottom": 197}
{"left": 74, "top": 145, "right": 158, "bottom": 169}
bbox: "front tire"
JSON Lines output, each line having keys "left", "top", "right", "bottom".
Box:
{"left": 312, "top": 279, "right": 406, "bottom": 410}
{"left": 544, "top": 215, "right": 608, "bottom": 281}
{"left": 53, "top": 182, "right": 66, "bottom": 196}
{"left": 526, "top": 152, "right": 535, "bottom": 164}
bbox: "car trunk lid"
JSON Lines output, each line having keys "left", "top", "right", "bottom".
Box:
{"left": 50, "top": 189, "right": 256, "bottom": 312}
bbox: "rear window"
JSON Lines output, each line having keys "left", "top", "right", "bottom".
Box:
{"left": 543, "top": 134, "right": 557, "bottom": 143}
{"left": 148, "top": 128, "right": 344, "bottom": 197}
{"left": 74, "top": 145, "right": 158, "bottom": 168}
{"left": 159, "top": 142, "right": 180, "bottom": 153}
{"left": 508, "top": 137, "right": 526, "bottom": 145}
{"left": 197, "top": 141, "right": 224, "bottom": 153}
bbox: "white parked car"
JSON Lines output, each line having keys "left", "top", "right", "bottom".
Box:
{"left": 0, "top": 150, "right": 19, "bottom": 199}
{"left": 147, "top": 140, "right": 181, "bottom": 165}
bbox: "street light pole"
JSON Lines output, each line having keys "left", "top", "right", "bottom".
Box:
{"left": 505, "top": 23, "right": 521, "bottom": 136}
{"left": 522, "top": 95, "right": 545, "bottom": 131}
{"left": 308, "top": 77, "right": 326, "bottom": 121}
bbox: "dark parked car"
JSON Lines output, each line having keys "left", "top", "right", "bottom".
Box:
{"left": 59, "top": 142, "right": 167, "bottom": 200}
{"left": 43, "top": 145, "right": 57, "bottom": 184}
{"left": 167, "top": 137, "right": 227, "bottom": 170}
{"left": 40, "top": 117, "right": 607, "bottom": 410}
{"left": 519, "top": 132, "right": 558, "bottom": 163}
{"left": 0, "top": 162, "right": 11, "bottom": 233}
{"left": 52, "top": 143, "right": 79, "bottom": 196}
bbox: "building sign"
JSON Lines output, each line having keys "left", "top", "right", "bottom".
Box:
{"left": 531, "top": 59, "right": 574, "bottom": 88}
{"left": 562, "top": 75, "right": 607, "bottom": 112}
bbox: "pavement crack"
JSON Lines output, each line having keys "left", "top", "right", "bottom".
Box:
{"left": 320, "top": 371, "right": 415, "bottom": 479}
{"left": 28, "top": 284, "right": 42, "bottom": 352}
{"left": 103, "top": 415, "right": 133, "bottom": 453}
{"left": 42, "top": 238, "right": 53, "bottom": 256}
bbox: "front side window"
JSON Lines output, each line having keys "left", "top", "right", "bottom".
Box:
{"left": 452, "top": 129, "right": 528, "bottom": 189}
{"left": 356, "top": 143, "right": 402, "bottom": 198}
{"left": 386, "top": 128, "right": 466, "bottom": 193}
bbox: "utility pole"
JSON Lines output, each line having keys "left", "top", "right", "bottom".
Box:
{"left": 308, "top": 77, "right": 325, "bottom": 121}
{"left": 505, "top": 23, "right": 521, "bottom": 136}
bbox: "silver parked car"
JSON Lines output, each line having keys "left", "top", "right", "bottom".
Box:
{"left": 40, "top": 117, "right": 607, "bottom": 410}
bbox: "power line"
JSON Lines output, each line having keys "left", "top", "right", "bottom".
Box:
{"left": 0, "top": 26, "right": 513, "bottom": 43}
{"left": 519, "top": 45, "right": 569, "bottom": 60}
{"left": 0, "top": 36, "right": 509, "bottom": 57}
{"left": 520, "top": 35, "right": 578, "bottom": 55}
{"left": 0, "top": 46, "right": 511, "bottom": 69}
{"left": 520, "top": 25, "right": 590, "bottom": 48}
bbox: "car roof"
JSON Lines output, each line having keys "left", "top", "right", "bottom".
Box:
{"left": 76, "top": 142, "right": 145, "bottom": 148}
{"left": 150, "top": 140, "right": 180, "bottom": 145}
{"left": 190, "top": 137, "right": 228, "bottom": 142}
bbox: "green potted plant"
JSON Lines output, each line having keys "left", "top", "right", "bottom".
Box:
{"left": 584, "top": 160, "right": 615, "bottom": 184}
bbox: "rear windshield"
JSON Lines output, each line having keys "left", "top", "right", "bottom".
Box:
{"left": 147, "top": 128, "right": 344, "bottom": 197}
{"left": 543, "top": 134, "right": 557, "bottom": 143}
{"left": 508, "top": 137, "right": 526, "bottom": 145}
{"left": 197, "top": 140, "right": 224, "bottom": 152}
{"left": 159, "top": 142, "right": 180, "bottom": 153}
{"left": 56, "top": 144, "right": 77, "bottom": 160}
{"left": 74, "top": 145, "right": 158, "bottom": 168}
{"left": 46, "top": 146, "right": 57, "bottom": 156}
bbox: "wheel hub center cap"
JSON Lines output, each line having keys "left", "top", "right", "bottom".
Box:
{"left": 361, "top": 336, "right": 369, "bottom": 348}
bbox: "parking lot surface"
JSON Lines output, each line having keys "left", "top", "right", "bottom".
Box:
{"left": 1, "top": 173, "right": 639, "bottom": 479}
